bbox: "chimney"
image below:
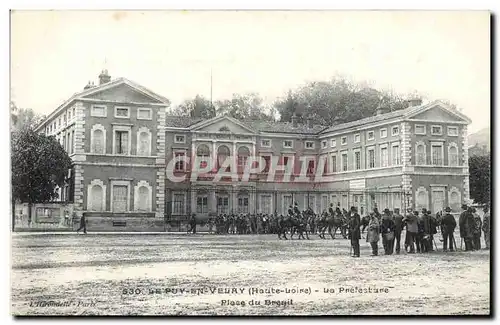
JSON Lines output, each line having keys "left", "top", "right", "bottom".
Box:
{"left": 291, "top": 114, "right": 298, "bottom": 127}
{"left": 306, "top": 117, "right": 313, "bottom": 128}
{"left": 407, "top": 98, "right": 423, "bottom": 107}
{"left": 83, "top": 81, "right": 96, "bottom": 90}
{"left": 98, "top": 69, "right": 111, "bottom": 85}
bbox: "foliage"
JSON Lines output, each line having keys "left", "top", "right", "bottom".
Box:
{"left": 468, "top": 155, "right": 491, "bottom": 205}
{"left": 11, "top": 127, "right": 73, "bottom": 206}
{"left": 11, "top": 101, "right": 45, "bottom": 130}
{"left": 274, "top": 76, "right": 412, "bottom": 125}
{"left": 171, "top": 95, "right": 216, "bottom": 119}
{"left": 215, "top": 93, "right": 275, "bottom": 121}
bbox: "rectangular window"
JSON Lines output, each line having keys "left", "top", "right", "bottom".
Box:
{"left": 431, "top": 125, "right": 442, "bottom": 135}
{"left": 91, "top": 105, "right": 106, "bottom": 117}
{"left": 260, "top": 195, "right": 272, "bottom": 214}
{"left": 238, "top": 197, "right": 249, "bottom": 213}
{"left": 137, "top": 108, "right": 152, "bottom": 120}
{"left": 368, "top": 148, "right": 375, "bottom": 168}
{"left": 330, "top": 139, "right": 336, "bottom": 147}
{"left": 174, "top": 152, "right": 186, "bottom": 171}
{"left": 70, "top": 130, "right": 75, "bottom": 154}
{"left": 380, "top": 128, "right": 388, "bottom": 138}
{"left": 354, "top": 134, "right": 360, "bottom": 143}
{"left": 262, "top": 155, "right": 271, "bottom": 172}
{"left": 112, "top": 184, "right": 128, "bottom": 212}
{"left": 341, "top": 152, "right": 348, "bottom": 171}
{"left": 305, "top": 141, "right": 315, "bottom": 149}
{"left": 321, "top": 140, "right": 327, "bottom": 149}
{"left": 331, "top": 155, "right": 337, "bottom": 173}
{"left": 341, "top": 136, "right": 347, "bottom": 145}
{"left": 392, "top": 126, "right": 399, "bottom": 136}
{"left": 354, "top": 151, "right": 361, "bottom": 170}
{"left": 448, "top": 126, "right": 459, "bottom": 136}
{"left": 172, "top": 193, "right": 185, "bottom": 215}
{"left": 68, "top": 110, "right": 71, "bottom": 120}
{"left": 114, "top": 130, "right": 129, "bottom": 155}
{"left": 307, "top": 160, "right": 315, "bottom": 174}
{"left": 282, "top": 156, "right": 289, "bottom": 167}
{"left": 283, "top": 140, "right": 293, "bottom": 148}
{"left": 392, "top": 144, "right": 401, "bottom": 165}
{"left": 367, "top": 131, "right": 375, "bottom": 141}
{"left": 217, "top": 196, "right": 229, "bottom": 214}
{"left": 432, "top": 144, "right": 444, "bottom": 165}
{"left": 381, "top": 147, "right": 388, "bottom": 167}
{"left": 174, "top": 135, "right": 186, "bottom": 143}
{"left": 196, "top": 195, "right": 208, "bottom": 214}
{"left": 415, "top": 124, "right": 426, "bottom": 135}
{"left": 115, "top": 106, "right": 130, "bottom": 118}
{"left": 261, "top": 139, "right": 271, "bottom": 147}
{"left": 283, "top": 194, "right": 292, "bottom": 214}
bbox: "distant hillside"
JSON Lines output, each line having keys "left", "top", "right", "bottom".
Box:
{"left": 468, "top": 127, "right": 490, "bottom": 150}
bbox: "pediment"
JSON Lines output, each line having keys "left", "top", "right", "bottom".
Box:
{"left": 82, "top": 82, "right": 165, "bottom": 104}
{"left": 407, "top": 103, "right": 470, "bottom": 123}
{"left": 191, "top": 116, "right": 256, "bottom": 134}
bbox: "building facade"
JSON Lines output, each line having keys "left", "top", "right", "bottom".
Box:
{"left": 31, "top": 72, "right": 472, "bottom": 231}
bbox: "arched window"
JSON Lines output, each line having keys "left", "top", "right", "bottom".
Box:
{"left": 416, "top": 187, "right": 428, "bottom": 211}
{"left": 449, "top": 187, "right": 461, "bottom": 212}
{"left": 217, "top": 145, "right": 231, "bottom": 169}
{"left": 91, "top": 125, "right": 106, "bottom": 154}
{"left": 416, "top": 143, "right": 426, "bottom": 165}
{"left": 137, "top": 186, "right": 150, "bottom": 211}
{"left": 134, "top": 180, "right": 152, "bottom": 212}
{"left": 197, "top": 144, "right": 210, "bottom": 169}
{"left": 87, "top": 179, "right": 106, "bottom": 211}
{"left": 237, "top": 146, "right": 250, "bottom": 170}
{"left": 448, "top": 144, "right": 458, "bottom": 167}
{"left": 137, "top": 127, "right": 151, "bottom": 156}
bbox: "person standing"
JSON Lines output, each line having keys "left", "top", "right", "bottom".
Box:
{"left": 404, "top": 210, "right": 419, "bottom": 253}
{"left": 482, "top": 206, "right": 490, "bottom": 249}
{"left": 392, "top": 208, "right": 404, "bottom": 254}
{"left": 348, "top": 206, "right": 361, "bottom": 258}
{"left": 380, "top": 208, "right": 395, "bottom": 255}
{"left": 188, "top": 213, "right": 197, "bottom": 234}
{"left": 366, "top": 213, "right": 380, "bottom": 256}
{"left": 472, "top": 207, "right": 482, "bottom": 250}
{"left": 441, "top": 207, "right": 457, "bottom": 252}
{"left": 76, "top": 214, "right": 87, "bottom": 234}
{"left": 459, "top": 205, "right": 474, "bottom": 251}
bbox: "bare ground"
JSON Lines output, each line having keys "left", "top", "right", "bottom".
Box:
{"left": 11, "top": 233, "right": 490, "bottom": 316}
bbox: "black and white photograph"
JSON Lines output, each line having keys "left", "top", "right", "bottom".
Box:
{"left": 9, "top": 10, "right": 491, "bottom": 316}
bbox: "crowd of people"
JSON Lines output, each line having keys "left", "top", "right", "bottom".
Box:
{"left": 186, "top": 201, "right": 490, "bottom": 258}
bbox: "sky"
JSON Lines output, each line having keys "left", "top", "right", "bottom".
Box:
{"left": 10, "top": 10, "right": 490, "bottom": 133}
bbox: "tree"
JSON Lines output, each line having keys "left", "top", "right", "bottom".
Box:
{"left": 468, "top": 155, "right": 491, "bottom": 205}
{"left": 171, "top": 95, "right": 216, "bottom": 119}
{"left": 215, "top": 93, "right": 275, "bottom": 121}
{"left": 11, "top": 127, "right": 72, "bottom": 227}
{"left": 274, "top": 76, "right": 410, "bottom": 125}
{"left": 10, "top": 102, "right": 45, "bottom": 131}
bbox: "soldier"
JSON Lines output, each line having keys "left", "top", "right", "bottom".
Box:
{"left": 441, "top": 207, "right": 457, "bottom": 252}
{"left": 472, "top": 207, "right": 482, "bottom": 250}
{"left": 482, "top": 205, "right": 490, "bottom": 249}
{"left": 348, "top": 206, "right": 361, "bottom": 257}
{"left": 392, "top": 208, "right": 404, "bottom": 254}
{"left": 380, "top": 208, "right": 395, "bottom": 255}
{"left": 459, "top": 205, "right": 474, "bottom": 251}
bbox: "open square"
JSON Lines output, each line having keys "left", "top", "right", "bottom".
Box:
{"left": 11, "top": 233, "right": 490, "bottom": 316}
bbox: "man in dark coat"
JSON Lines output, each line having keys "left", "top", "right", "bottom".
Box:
{"left": 188, "top": 213, "right": 197, "bottom": 234}
{"left": 472, "top": 207, "right": 482, "bottom": 250}
{"left": 380, "top": 208, "right": 395, "bottom": 255}
{"left": 348, "top": 206, "right": 361, "bottom": 257}
{"left": 288, "top": 205, "right": 294, "bottom": 217}
{"left": 441, "top": 207, "right": 457, "bottom": 251}
{"left": 392, "top": 208, "right": 404, "bottom": 254}
{"left": 328, "top": 203, "right": 335, "bottom": 217}
{"left": 419, "top": 209, "right": 431, "bottom": 253}
{"left": 76, "top": 214, "right": 87, "bottom": 234}
{"left": 459, "top": 205, "right": 474, "bottom": 251}
{"left": 372, "top": 207, "right": 382, "bottom": 222}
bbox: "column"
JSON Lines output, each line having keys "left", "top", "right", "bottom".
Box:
{"left": 191, "top": 189, "right": 196, "bottom": 216}
{"left": 232, "top": 185, "right": 238, "bottom": 214}
{"left": 209, "top": 187, "right": 216, "bottom": 214}
{"left": 249, "top": 190, "right": 256, "bottom": 214}
{"left": 212, "top": 141, "right": 217, "bottom": 172}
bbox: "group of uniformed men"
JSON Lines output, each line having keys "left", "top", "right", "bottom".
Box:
{"left": 347, "top": 203, "right": 490, "bottom": 258}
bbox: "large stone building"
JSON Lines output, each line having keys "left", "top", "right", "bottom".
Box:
{"left": 30, "top": 71, "right": 472, "bottom": 231}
